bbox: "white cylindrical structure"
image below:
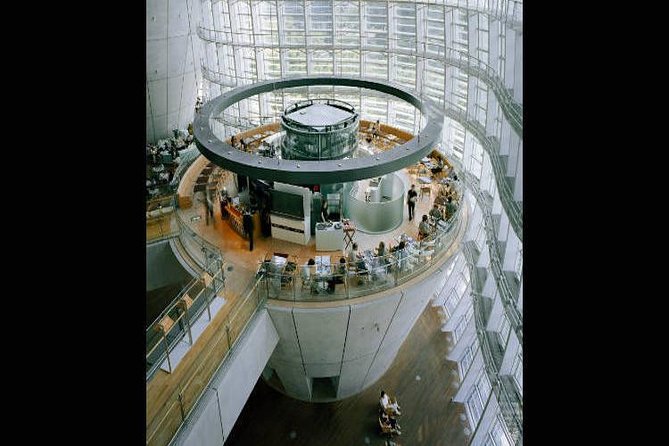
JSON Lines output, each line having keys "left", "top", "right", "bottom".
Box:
{"left": 264, "top": 258, "right": 451, "bottom": 402}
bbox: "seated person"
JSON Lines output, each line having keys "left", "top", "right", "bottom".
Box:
{"left": 376, "top": 241, "right": 392, "bottom": 272}
{"left": 431, "top": 158, "right": 444, "bottom": 175}
{"left": 429, "top": 203, "right": 443, "bottom": 221}
{"left": 301, "top": 258, "right": 316, "bottom": 290}
{"left": 356, "top": 257, "right": 368, "bottom": 276}
{"left": 389, "top": 240, "right": 404, "bottom": 254}
{"left": 390, "top": 241, "right": 407, "bottom": 270}
{"left": 418, "top": 215, "right": 432, "bottom": 240}
{"left": 380, "top": 390, "right": 402, "bottom": 416}
{"left": 445, "top": 197, "right": 458, "bottom": 219}
{"left": 380, "top": 411, "right": 401, "bottom": 434}
{"left": 321, "top": 200, "right": 330, "bottom": 223}
{"left": 334, "top": 257, "right": 347, "bottom": 284}
{"left": 376, "top": 241, "right": 387, "bottom": 257}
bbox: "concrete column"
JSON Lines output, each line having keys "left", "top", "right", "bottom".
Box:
{"left": 265, "top": 265, "right": 447, "bottom": 402}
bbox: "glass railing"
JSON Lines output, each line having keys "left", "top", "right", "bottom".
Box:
{"left": 462, "top": 170, "right": 522, "bottom": 343}
{"left": 147, "top": 143, "right": 201, "bottom": 244}
{"left": 146, "top": 195, "right": 180, "bottom": 243}
{"left": 465, "top": 239, "right": 523, "bottom": 445}
{"left": 174, "top": 206, "right": 223, "bottom": 271}
{"left": 146, "top": 276, "right": 268, "bottom": 446}
{"left": 146, "top": 257, "right": 226, "bottom": 380}
{"left": 258, "top": 193, "right": 467, "bottom": 302}
{"left": 443, "top": 104, "right": 522, "bottom": 242}
{"left": 197, "top": 27, "right": 522, "bottom": 134}
{"left": 170, "top": 144, "right": 200, "bottom": 188}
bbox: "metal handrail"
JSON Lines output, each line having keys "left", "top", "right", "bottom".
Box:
{"left": 258, "top": 185, "right": 467, "bottom": 302}
{"left": 464, "top": 230, "right": 523, "bottom": 443}
{"left": 462, "top": 171, "right": 522, "bottom": 343}
{"left": 199, "top": 76, "right": 522, "bottom": 241}
{"left": 442, "top": 104, "right": 522, "bottom": 241}
{"left": 146, "top": 265, "right": 225, "bottom": 380}
{"left": 147, "top": 276, "right": 268, "bottom": 446}
{"left": 196, "top": 27, "right": 522, "bottom": 134}
{"left": 196, "top": 1, "right": 522, "bottom": 36}
{"left": 174, "top": 206, "right": 223, "bottom": 270}
{"left": 170, "top": 144, "right": 200, "bottom": 188}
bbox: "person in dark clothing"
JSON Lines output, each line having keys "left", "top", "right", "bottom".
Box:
{"left": 242, "top": 211, "right": 254, "bottom": 251}
{"left": 407, "top": 184, "right": 418, "bottom": 221}
{"left": 321, "top": 199, "right": 330, "bottom": 223}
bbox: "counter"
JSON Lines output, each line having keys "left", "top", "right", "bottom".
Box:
{"left": 226, "top": 204, "right": 261, "bottom": 239}
{"left": 315, "top": 221, "right": 343, "bottom": 251}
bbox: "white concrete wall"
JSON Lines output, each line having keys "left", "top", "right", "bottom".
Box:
{"left": 448, "top": 315, "right": 477, "bottom": 361}
{"left": 469, "top": 394, "right": 500, "bottom": 446}
{"left": 147, "top": 0, "right": 202, "bottom": 143}
{"left": 265, "top": 264, "right": 447, "bottom": 402}
{"left": 171, "top": 309, "right": 279, "bottom": 446}
{"left": 147, "top": 240, "right": 195, "bottom": 291}
{"left": 172, "top": 388, "right": 224, "bottom": 446}
{"left": 454, "top": 355, "right": 484, "bottom": 403}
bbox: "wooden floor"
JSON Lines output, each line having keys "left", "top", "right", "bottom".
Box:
{"left": 177, "top": 165, "right": 441, "bottom": 300}
{"left": 225, "top": 306, "right": 471, "bottom": 446}
{"left": 146, "top": 126, "right": 464, "bottom": 444}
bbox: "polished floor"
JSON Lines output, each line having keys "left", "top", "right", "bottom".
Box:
{"left": 225, "top": 306, "right": 471, "bottom": 446}
{"left": 177, "top": 163, "right": 441, "bottom": 302}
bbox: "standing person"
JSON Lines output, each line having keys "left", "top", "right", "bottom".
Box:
{"left": 206, "top": 198, "right": 214, "bottom": 225}
{"left": 407, "top": 185, "right": 418, "bottom": 221}
{"left": 321, "top": 199, "right": 329, "bottom": 223}
{"left": 242, "top": 211, "right": 254, "bottom": 251}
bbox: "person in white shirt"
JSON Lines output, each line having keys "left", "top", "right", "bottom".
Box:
{"left": 380, "top": 390, "right": 401, "bottom": 416}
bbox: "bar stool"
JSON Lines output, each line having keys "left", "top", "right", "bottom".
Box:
{"left": 343, "top": 219, "right": 356, "bottom": 249}
{"left": 420, "top": 185, "right": 431, "bottom": 201}
{"left": 344, "top": 227, "right": 356, "bottom": 249}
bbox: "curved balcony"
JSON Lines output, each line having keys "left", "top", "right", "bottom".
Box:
{"left": 198, "top": 0, "right": 522, "bottom": 33}
{"left": 462, "top": 170, "right": 522, "bottom": 343}
{"left": 199, "top": 68, "right": 522, "bottom": 239}
{"left": 463, "top": 242, "right": 523, "bottom": 444}
{"left": 262, "top": 197, "right": 467, "bottom": 302}
{"left": 442, "top": 102, "right": 523, "bottom": 242}
{"left": 196, "top": 27, "right": 522, "bottom": 135}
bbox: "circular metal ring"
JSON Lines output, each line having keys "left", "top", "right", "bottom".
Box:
{"left": 193, "top": 75, "right": 444, "bottom": 184}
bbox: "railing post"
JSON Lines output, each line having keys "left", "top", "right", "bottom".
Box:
{"left": 183, "top": 307, "right": 193, "bottom": 345}
{"left": 205, "top": 280, "right": 213, "bottom": 321}
{"left": 293, "top": 267, "right": 297, "bottom": 301}
{"left": 162, "top": 330, "right": 172, "bottom": 373}
{"left": 177, "top": 391, "right": 186, "bottom": 421}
